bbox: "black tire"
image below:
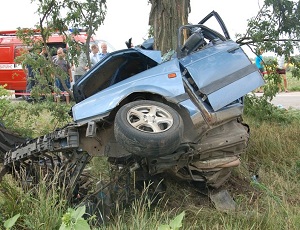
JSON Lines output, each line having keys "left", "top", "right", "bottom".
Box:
{"left": 14, "top": 90, "right": 25, "bottom": 99}
{"left": 114, "top": 100, "right": 184, "bottom": 157}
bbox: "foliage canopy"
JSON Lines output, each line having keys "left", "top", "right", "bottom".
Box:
{"left": 16, "top": 0, "right": 107, "bottom": 98}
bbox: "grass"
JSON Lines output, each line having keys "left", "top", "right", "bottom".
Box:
{"left": 0, "top": 175, "right": 67, "bottom": 230}
{"left": 287, "top": 72, "right": 300, "bottom": 91}
{"left": 1, "top": 95, "right": 300, "bottom": 229}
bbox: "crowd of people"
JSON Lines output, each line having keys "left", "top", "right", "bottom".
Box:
{"left": 24, "top": 42, "right": 109, "bottom": 104}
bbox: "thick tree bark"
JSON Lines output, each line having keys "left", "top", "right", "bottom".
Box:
{"left": 149, "top": 0, "right": 190, "bottom": 54}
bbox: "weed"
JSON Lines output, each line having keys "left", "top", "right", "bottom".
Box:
{"left": 60, "top": 206, "right": 91, "bottom": 230}
{"left": 0, "top": 172, "right": 68, "bottom": 230}
{"left": 3, "top": 213, "right": 20, "bottom": 230}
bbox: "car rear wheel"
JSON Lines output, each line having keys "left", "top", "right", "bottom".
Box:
{"left": 114, "top": 100, "right": 184, "bottom": 157}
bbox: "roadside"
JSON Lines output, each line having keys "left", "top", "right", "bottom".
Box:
{"left": 255, "top": 91, "right": 300, "bottom": 110}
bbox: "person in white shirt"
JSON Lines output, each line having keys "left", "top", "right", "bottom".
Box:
{"left": 90, "top": 44, "right": 100, "bottom": 67}
{"left": 276, "top": 53, "right": 288, "bottom": 92}
{"left": 99, "top": 42, "right": 109, "bottom": 60}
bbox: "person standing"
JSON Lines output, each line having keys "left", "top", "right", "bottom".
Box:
{"left": 39, "top": 46, "right": 53, "bottom": 93}
{"left": 255, "top": 49, "right": 264, "bottom": 93}
{"left": 255, "top": 49, "right": 264, "bottom": 74}
{"left": 40, "top": 46, "right": 48, "bottom": 58}
{"left": 90, "top": 44, "right": 100, "bottom": 67}
{"left": 22, "top": 48, "right": 38, "bottom": 102}
{"left": 276, "top": 53, "right": 288, "bottom": 92}
{"left": 53, "top": 47, "right": 72, "bottom": 103}
{"left": 73, "top": 43, "right": 88, "bottom": 82}
{"left": 24, "top": 62, "right": 35, "bottom": 102}
{"left": 99, "top": 42, "right": 109, "bottom": 60}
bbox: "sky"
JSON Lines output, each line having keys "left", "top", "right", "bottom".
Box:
{"left": 0, "top": 0, "right": 263, "bottom": 57}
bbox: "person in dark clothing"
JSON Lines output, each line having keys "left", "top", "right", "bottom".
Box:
{"left": 24, "top": 49, "right": 36, "bottom": 102}
{"left": 25, "top": 64, "right": 35, "bottom": 94}
{"left": 53, "top": 47, "right": 72, "bottom": 103}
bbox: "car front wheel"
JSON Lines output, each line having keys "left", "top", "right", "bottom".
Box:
{"left": 114, "top": 100, "right": 184, "bottom": 157}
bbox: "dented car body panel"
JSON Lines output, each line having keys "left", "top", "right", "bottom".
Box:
{"left": 73, "top": 48, "right": 162, "bottom": 103}
{"left": 179, "top": 40, "right": 264, "bottom": 111}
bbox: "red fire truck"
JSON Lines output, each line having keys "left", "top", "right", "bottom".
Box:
{"left": 0, "top": 30, "right": 110, "bottom": 95}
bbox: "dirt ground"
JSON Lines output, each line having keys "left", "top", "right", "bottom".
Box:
{"left": 161, "top": 172, "right": 261, "bottom": 211}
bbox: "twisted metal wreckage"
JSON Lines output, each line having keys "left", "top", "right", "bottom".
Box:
{"left": 0, "top": 11, "right": 264, "bottom": 218}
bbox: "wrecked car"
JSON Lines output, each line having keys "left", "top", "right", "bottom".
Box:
{"left": 70, "top": 11, "right": 264, "bottom": 188}
{"left": 1, "top": 11, "right": 264, "bottom": 211}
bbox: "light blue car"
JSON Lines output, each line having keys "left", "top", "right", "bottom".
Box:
{"left": 71, "top": 11, "right": 264, "bottom": 188}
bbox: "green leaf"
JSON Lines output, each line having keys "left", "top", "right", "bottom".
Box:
{"left": 4, "top": 213, "right": 21, "bottom": 229}
{"left": 59, "top": 223, "right": 68, "bottom": 230}
{"left": 74, "top": 219, "right": 91, "bottom": 230}
{"left": 169, "top": 211, "right": 185, "bottom": 230}
{"left": 72, "top": 206, "right": 86, "bottom": 220}
{"left": 158, "top": 225, "right": 171, "bottom": 230}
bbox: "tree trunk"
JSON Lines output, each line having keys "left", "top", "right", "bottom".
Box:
{"left": 149, "top": 0, "right": 190, "bottom": 54}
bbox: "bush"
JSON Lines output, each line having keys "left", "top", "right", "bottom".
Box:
{"left": 0, "top": 86, "right": 72, "bottom": 138}
{"left": 244, "top": 94, "right": 300, "bottom": 124}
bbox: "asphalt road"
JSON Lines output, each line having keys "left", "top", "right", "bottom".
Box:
{"left": 255, "top": 91, "right": 300, "bottom": 110}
